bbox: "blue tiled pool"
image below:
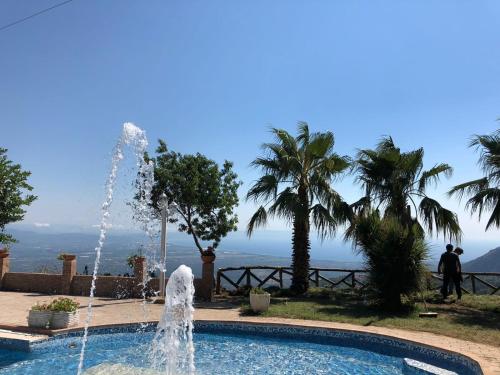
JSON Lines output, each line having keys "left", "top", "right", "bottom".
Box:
{"left": 0, "top": 322, "right": 482, "bottom": 374}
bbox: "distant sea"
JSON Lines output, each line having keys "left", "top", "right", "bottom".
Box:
{"left": 5, "top": 229, "right": 498, "bottom": 277}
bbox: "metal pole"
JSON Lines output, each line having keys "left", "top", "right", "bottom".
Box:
{"left": 159, "top": 199, "right": 167, "bottom": 299}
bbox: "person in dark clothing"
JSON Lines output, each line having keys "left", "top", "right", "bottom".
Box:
{"left": 438, "top": 244, "right": 462, "bottom": 300}
{"left": 448, "top": 247, "right": 464, "bottom": 295}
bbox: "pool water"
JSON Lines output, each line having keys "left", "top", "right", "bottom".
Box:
{"left": 0, "top": 327, "right": 476, "bottom": 375}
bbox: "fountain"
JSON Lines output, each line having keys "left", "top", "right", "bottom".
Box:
{"left": 76, "top": 123, "right": 195, "bottom": 375}
{"left": 150, "top": 265, "right": 196, "bottom": 375}
{"left": 83, "top": 265, "right": 196, "bottom": 375}
{"left": 77, "top": 123, "right": 155, "bottom": 375}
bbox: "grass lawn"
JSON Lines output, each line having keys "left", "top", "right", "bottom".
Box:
{"left": 239, "top": 289, "right": 500, "bottom": 347}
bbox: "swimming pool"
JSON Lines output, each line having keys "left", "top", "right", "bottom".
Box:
{"left": 0, "top": 322, "right": 482, "bottom": 375}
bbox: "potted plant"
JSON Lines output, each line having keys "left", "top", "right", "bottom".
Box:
{"left": 201, "top": 246, "right": 216, "bottom": 264}
{"left": 57, "top": 253, "right": 76, "bottom": 261}
{"left": 27, "top": 298, "right": 80, "bottom": 329}
{"left": 49, "top": 297, "right": 80, "bottom": 329}
{"left": 28, "top": 302, "right": 52, "bottom": 329}
{"left": 127, "top": 254, "right": 145, "bottom": 269}
{"left": 249, "top": 287, "right": 271, "bottom": 313}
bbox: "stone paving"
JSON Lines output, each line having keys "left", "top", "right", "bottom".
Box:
{"left": 0, "top": 291, "right": 498, "bottom": 374}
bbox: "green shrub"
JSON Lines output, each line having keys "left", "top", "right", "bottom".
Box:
{"left": 250, "top": 287, "right": 268, "bottom": 295}
{"left": 48, "top": 297, "right": 79, "bottom": 312}
{"left": 31, "top": 302, "right": 50, "bottom": 311}
{"left": 347, "top": 212, "right": 428, "bottom": 310}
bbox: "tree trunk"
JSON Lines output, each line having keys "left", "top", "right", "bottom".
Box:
{"left": 290, "top": 218, "right": 310, "bottom": 293}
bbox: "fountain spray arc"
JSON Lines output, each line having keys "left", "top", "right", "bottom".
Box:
{"left": 150, "top": 265, "right": 196, "bottom": 375}
{"left": 77, "top": 123, "right": 154, "bottom": 375}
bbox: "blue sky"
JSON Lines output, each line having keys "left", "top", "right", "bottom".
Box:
{"left": 1, "top": 0, "right": 499, "bottom": 259}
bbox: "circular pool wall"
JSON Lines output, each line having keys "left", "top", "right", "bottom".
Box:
{"left": 0, "top": 322, "right": 483, "bottom": 375}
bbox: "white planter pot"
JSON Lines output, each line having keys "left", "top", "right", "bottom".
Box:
{"left": 51, "top": 311, "right": 79, "bottom": 329}
{"left": 250, "top": 293, "right": 271, "bottom": 313}
{"left": 28, "top": 310, "right": 52, "bottom": 329}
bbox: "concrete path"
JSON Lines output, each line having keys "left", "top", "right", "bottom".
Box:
{"left": 0, "top": 291, "right": 498, "bottom": 374}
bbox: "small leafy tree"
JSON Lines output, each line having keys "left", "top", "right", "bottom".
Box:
{"left": 0, "top": 148, "right": 37, "bottom": 245}
{"left": 148, "top": 140, "right": 241, "bottom": 254}
{"left": 449, "top": 129, "right": 500, "bottom": 230}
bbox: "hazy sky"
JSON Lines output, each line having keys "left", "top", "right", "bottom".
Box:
{"left": 1, "top": 0, "right": 499, "bottom": 246}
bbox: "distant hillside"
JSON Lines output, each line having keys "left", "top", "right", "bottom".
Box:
{"left": 463, "top": 247, "right": 500, "bottom": 273}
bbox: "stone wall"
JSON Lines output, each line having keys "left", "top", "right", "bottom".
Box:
{"left": 0, "top": 254, "right": 214, "bottom": 300}
{"left": 2, "top": 272, "right": 62, "bottom": 294}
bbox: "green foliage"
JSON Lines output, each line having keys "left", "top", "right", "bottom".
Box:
{"left": 126, "top": 254, "right": 143, "bottom": 269}
{"left": 57, "top": 253, "right": 69, "bottom": 261}
{"left": 0, "top": 148, "right": 37, "bottom": 244}
{"left": 31, "top": 302, "right": 51, "bottom": 311}
{"left": 247, "top": 122, "right": 350, "bottom": 293}
{"left": 147, "top": 141, "right": 241, "bottom": 254}
{"left": 353, "top": 136, "right": 461, "bottom": 242}
{"left": 47, "top": 297, "right": 80, "bottom": 312}
{"left": 346, "top": 211, "right": 429, "bottom": 310}
{"left": 449, "top": 128, "right": 500, "bottom": 230}
{"left": 250, "top": 287, "right": 268, "bottom": 295}
{"left": 31, "top": 298, "right": 80, "bottom": 312}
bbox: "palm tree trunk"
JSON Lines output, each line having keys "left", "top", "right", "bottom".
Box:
{"left": 291, "top": 184, "right": 311, "bottom": 293}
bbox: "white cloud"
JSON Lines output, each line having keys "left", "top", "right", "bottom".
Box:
{"left": 34, "top": 222, "right": 50, "bottom": 228}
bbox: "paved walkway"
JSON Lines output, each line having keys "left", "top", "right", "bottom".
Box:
{"left": 0, "top": 291, "right": 498, "bottom": 374}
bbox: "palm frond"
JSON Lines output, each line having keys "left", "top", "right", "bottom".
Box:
{"left": 246, "top": 175, "right": 279, "bottom": 203}
{"left": 418, "top": 197, "right": 462, "bottom": 242}
{"left": 296, "top": 121, "right": 310, "bottom": 148}
{"left": 310, "top": 203, "right": 337, "bottom": 240}
{"left": 247, "top": 206, "right": 268, "bottom": 236}
{"left": 268, "top": 188, "right": 300, "bottom": 222}
{"left": 448, "top": 177, "right": 489, "bottom": 201}
{"left": 418, "top": 163, "right": 453, "bottom": 192}
{"left": 465, "top": 187, "right": 500, "bottom": 222}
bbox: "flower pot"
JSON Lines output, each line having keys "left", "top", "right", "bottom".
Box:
{"left": 0, "top": 249, "right": 8, "bottom": 258}
{"left": 51, "top": 311, "right": 80, "bottom": 329}
{"left": 201, "top": 253, "right": 216, "bottom": 264}
{"left": 250, "top": 292, "right": 271, "bottom": 313}
{"left": 62, "top": 254, "right": 76, "bottom": 261}
{"left": 28, "top": 310, "right": 52, "bottom": 329}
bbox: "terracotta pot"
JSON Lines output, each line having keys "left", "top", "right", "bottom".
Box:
{"left": 62, "top": 254, "right": 76, "bottom": 261}
{"left": 201, "top": 253, "right": 216, "bottom": 264}
{"left": 0, "top": 248, "right": 9, "bottom": 258}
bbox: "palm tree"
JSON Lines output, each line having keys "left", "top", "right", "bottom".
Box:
{"left": 247, "top": 122, "right": 350, "bottom": 293}
{"left": 351, "top": 136, "right": 461, "bottom": 241}
{"left": 346, "top": 137, "right": 460, "bottom": 309}
{"left": 449, "top": 129, "right": 500, "bottom": 230}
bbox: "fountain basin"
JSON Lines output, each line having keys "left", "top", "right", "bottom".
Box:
{"left": 0, "top": 322, "right": 482, "bottom": 375}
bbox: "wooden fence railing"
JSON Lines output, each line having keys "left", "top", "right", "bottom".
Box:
{"left": 215, "top": 266, "right": 500, "bottom": 295}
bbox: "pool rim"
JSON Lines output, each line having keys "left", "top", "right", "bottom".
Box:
{"left": 0, "top": 320, "right": 484, "bottom": 375}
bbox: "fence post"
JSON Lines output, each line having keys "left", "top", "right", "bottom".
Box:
{"left": 279, "top": 268, "right": 283, "bottom": 289}
{"left": 471, "top": 275, "right": 476, "bottom": 294}
{"left": 246, "top": 268, "right": 251, "bottom": 287}
{"left": 351, "top": 272, "right": 356, "bottom": 288}
{"left": 314, "top": 269, "right": 319, "bottom": 287}
{"left": 216, "top": 270, "right": 221, "bottom": 294}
